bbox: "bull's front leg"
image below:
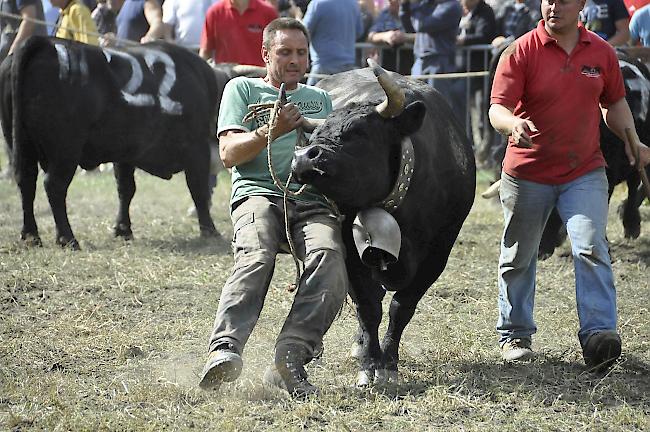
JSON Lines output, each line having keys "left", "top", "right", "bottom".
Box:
{"left": 353, "top": 296, "right": 383, "bottom": 387}
{"left": 17, "top": 160, "right": 41, "bottom": 247}
{"left": 43, "top": 168, "right": 79, "bottom": 250}
{"left": 113, "top": 163, "right": 135, "bottom": 240}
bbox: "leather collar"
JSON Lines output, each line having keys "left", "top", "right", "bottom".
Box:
{"left": 379, "top": 137, "right": 414, "bottom": 213}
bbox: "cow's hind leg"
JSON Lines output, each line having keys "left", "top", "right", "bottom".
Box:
{"left": 621, "top": 176, "right": 641, "bottom": 239}
{"left": 17, "top": 159, "right": 41, "bottom": 246}
{"left": 43, "top": 167, "right": 79, "bottom": 250}
{"left": 184, "top": 160, "right": 219, "bottom": 238}
{"left": 113, "top": 163, "right": 135, "bottom": 240}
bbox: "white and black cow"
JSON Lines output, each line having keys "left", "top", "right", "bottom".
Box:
{"left": 292, "top": 61, "right": 476, "bottom": 385}
{"left": 1, "top": 36, "right": 221, "bottom": 249}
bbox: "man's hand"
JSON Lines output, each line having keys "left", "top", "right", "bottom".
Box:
{"left": 271, "top": 102, "right": 303, "bottom": 138}
{"left": 510, "top": 118, "right": 538, "bottom": 148}
{"left": 625, "top": 140, "right": 650, "bottom": 168}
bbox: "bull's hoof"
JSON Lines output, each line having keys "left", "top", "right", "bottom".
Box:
{"left": 20, "top": 232, "right": 42, "bottom": 247}
{"left": 538, "top": 250, "right": 553, "bottom": 261}
{"left": 356, "top": 369, "right": 375, "bottom": 388}
{"left": 57, "top": 237, "right": 80, "bottom": 251}
{"left": 200, "top": 227, "right": 220, "bottom": 238}
{"left": 374, "top": 369, "right": 398, "bottom": 385}
{"left": 114, "top": 223, "right": 134, "bottom": 240}
{"left": 624, "top": 224, "right": 641, "bottom": 239}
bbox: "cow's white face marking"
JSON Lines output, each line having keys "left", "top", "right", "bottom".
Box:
{"left": 619, "top": 59, "right": 649, "bottom": 122}
{"left": 102, "top": 47, "right": 183, "bottom": 115}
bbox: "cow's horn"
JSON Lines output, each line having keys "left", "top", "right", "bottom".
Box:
{"left": 481, "top": 179, "right": 501, "bottom": 199}
{"left": 367, "top": 58, "right": 405, "bottom": 118}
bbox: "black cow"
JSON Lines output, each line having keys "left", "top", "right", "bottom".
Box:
{"left": 481, "top": 45, "right": 650, "bottom": 259}
{"left": 1, "top": 36, "right": 221, "bottom": 249}
{"left": 292, "top": 61, "right": 476, "bottom": 385}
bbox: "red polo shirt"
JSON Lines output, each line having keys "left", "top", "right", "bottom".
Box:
{"left": 200, "top": 0, "right": 278, "bottom": 66}
{"left": 491, "top": 21, "right": 625, "bottom": 184}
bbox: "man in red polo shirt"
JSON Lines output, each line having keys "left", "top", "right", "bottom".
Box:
{"left": 489, "top": 0, "right": 650, "bottom": 372}
{"left": 199, "top": 0, "right": 278, "bottom": 66}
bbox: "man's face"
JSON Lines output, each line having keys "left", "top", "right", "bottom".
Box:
{"left": 541, "top": 0, "right": 586, "bottom": 34}
{"left": 262, "top": 28, "right": 310, "bottom": 90}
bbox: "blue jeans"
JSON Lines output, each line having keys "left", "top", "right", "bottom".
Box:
{"left": 496, "top": 168, "right": 617, "bottom": 347}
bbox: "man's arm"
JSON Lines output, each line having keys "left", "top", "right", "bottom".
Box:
{"left": 219, "top": 103, "right": 304, "bottom": 168}
{"left": 607, "top": 18, "right": 630, "bottom": 46}
{"left": 488, "top": 103, "right": 537, "bottom": 148}
{"left": 601, "top": 97, "right": 650, "bottom": 167}
{"left": 8, "top": 5, "right": 38, "bottom": 55}
{"left": 140, "top": 0, "right": 164, "bottom": 43}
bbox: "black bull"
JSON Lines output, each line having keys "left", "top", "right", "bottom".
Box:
{"left": 292, "top": 64, "right": 476, "bottom": 384}
{"left": 481, "top": 45, "right": 650, "bottom": 259}
{"left": 0, "top": 36, "right": 260, "bottom": 249}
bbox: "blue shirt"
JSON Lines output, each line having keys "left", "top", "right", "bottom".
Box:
{"left": 400, "top": 0, "right": 462, "bottom": 59}
{"left": 629, "top": 4, "right": 650, "bottom": 46}
{"left": 369, "top": 8, "right": 404, "bottom": 34}
{"left": 116, "top": 0, "right": 156, "bottom": 42}
{"left": 303, "top": 0, "right": 363, "bottom": 70}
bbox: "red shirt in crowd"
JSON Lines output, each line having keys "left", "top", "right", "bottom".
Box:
{"left": 200, "top": 0, "right": 278, "bottom": 66}
{"left": 491, "top": 21, "right": 626, "bottom": 184}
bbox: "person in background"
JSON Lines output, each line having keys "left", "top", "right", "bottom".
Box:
{"left": 400, "top": 0, "right": 463, "bottom": 102}
{"left": 277, "top": 0, "right": 310, "bottom": 18}
{"left": 162, "top": 0, "right": 215, "bottom": 49}
{"left": 492, "top": 0, "right": 540, "bottom": 47}
{"left": 367, "top": 0, "right": 414, "bottom": 74}
{"left": 490, "top": 0, "right": 650, "bottom": 372}
{"left": 452, "top": 0, "right": 496, "bottom": 143}
{"left": 199, "top": 0, "right": 278, "bottom": 66}
{"left": 580, "top": 0, "right": 630, "bottom": 45}
{"left": 628, "top": 2, "right": 650, "bottom": 45}
{"left": 42, "top": 0, "right": 60, "bottom": 34}
{"left": 115, "top": 0, "right": 163, "bottom": 43}
{"left": 302, "top": 0, "right": 364, "bottom": 85}
{"left": 51, "top": 0, "right": 99, "bottom": 45}
{"left": 91, "top": 0, "right": 118, "bottom": 35}
{"left": 198, "top": 17, "right": 347, "bottom": 399}
{"left": 0, "top": 0, "right": 47, "bottom": 60}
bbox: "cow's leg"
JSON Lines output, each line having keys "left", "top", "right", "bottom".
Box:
{"left": 538, "top": 208, "right": 565, "bottom": 260}
{"left": 377, "top": 248, "right": 450, "bottom": 384}
{"left": 17, "top": 160, "right": 41, "bottom": 246}
{"left": 42, "top": 167, "right": 78, "bottom": 250}
{"left": 184, "top": 154, "right": 218, "bottom": 238}
{"left": 113, "top": 163, "right": 135, "bottom": 240}
{"left": 621, "top": 176, "right": 641, "bottom": 239}
{"left": 348, "top": 272, "right": 385, "bottom": 387}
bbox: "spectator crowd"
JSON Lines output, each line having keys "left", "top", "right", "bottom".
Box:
{"left": 0, "top": 0, "right": 648, "bottom": 177}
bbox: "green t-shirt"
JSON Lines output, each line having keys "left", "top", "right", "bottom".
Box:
{"left": 217, "top": 77, "right": 333, "bottom": 207}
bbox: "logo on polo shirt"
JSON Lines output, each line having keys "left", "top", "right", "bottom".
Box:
{"left": 581, "top": 65, "right": 601, "bottom": 78}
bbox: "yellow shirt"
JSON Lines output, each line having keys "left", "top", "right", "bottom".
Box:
{"left": 56, "top": 0, "right": 99, "bottom": 46}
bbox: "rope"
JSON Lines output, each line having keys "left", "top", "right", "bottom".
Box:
{"left": 243, "top": 84, "right": 308, "bottom": 292}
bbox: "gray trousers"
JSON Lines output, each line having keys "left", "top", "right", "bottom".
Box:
{"left": 208, "top": 195, "right": 348, "bottom": 361}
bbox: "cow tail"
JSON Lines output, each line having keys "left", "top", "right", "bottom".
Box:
{"left": 10, "top": 36, "right": 47, "bottom": 182}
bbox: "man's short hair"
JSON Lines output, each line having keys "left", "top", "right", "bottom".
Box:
{"left": 263, "top": 17, "right": 310, "bottom": 50}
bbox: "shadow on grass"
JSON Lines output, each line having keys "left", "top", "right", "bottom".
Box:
{"left": 379, "top": 354, "right": 650, "bottom": 408}
{"left": 138, "top": 234, "right": 232, "bottom": 255}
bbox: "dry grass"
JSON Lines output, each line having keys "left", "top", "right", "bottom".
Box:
{"left": 0, "top": 161, "right": 648, "bottom": 431}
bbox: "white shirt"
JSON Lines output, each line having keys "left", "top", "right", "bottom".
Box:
{"left": 162, "top": 0, "right": 216, "bottom": 47}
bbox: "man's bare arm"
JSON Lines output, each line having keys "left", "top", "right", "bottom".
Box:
{"left": 8, "top": 5, "right": 37, "bottom": 56}
{"left": 601, "top": 97, "right": 650, "bottom": 167}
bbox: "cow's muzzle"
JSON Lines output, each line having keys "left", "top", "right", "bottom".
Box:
{"left": 291, "top": 144, "right": 327, "bottom": 184}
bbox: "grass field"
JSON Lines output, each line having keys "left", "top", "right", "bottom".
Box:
{"left": 0, "top": 158, "right": 648, "bottom": 431}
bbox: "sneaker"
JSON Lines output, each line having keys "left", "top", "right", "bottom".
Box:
{"left": 501, "top": 338, "right": 534, "bottom": 362}
{"left": 198, "top": 343, "right": 243, "bottom": 390}
{"left": 582, "top": 330, "right": 621, "bottom": 373}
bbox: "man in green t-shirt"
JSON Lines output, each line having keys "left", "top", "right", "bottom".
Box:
{"left": 198, "top": 17, "right": 348, "bottom": 399}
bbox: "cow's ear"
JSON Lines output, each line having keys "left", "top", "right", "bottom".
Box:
{"left": 393, "top": 101, "right": 426, "bottom": 136}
